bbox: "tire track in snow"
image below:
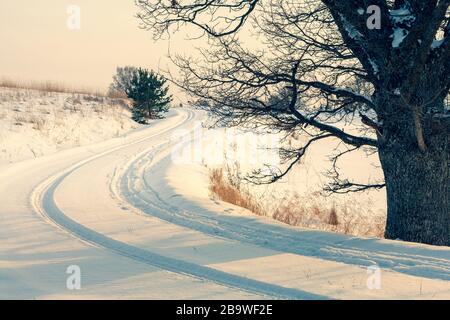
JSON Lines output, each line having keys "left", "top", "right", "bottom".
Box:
{"left": 120, "top": 129, "right": 450, "bottom": 282}
{"left": 32, "top": 109, "right": 328, "bottom": 300}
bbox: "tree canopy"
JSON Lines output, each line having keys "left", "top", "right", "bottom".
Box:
{"left": 135, "top": 0, "right": 450, "bottom": 245}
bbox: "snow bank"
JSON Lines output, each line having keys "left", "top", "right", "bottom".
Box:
{"left": 171, "top": 122, "right": 386, "bottom": 238}
{"left": 0, "top": 87, "right": 139, "bottom": 165}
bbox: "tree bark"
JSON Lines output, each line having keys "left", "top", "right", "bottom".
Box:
{"left": 378, "top": 130, "right": 450, "bottom": 246}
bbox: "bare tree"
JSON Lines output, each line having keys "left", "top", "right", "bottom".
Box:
{"left": 136, "top": 0, "right": 450, "bottom": 246}
{"left": 109, "top": 66, "right": 138, "bottom": 97}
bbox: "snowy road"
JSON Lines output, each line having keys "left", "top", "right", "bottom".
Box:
{"left": 1, "top": 109, "right": 449, "bottom": 299}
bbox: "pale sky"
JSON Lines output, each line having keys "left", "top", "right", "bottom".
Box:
{"left": 0, "top": 1, "right": 188, "bottom": 97}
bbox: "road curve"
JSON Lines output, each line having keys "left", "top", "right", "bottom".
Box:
{"left": 30, "top": 109, "right": 327, "bottom": 299}
{"left": 0, "top": 109, "right": 259, "bottom": 299}
{"left": 2, "top": 108, "right": 449, "bottom": 299}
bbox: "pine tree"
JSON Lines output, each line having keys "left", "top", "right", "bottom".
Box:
{"left": 124, "top": 68, "right": 172, "bottom": 124}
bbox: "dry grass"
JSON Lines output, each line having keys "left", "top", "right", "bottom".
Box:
{"left": 209, "top": 168, "right": 385, "bottom": 238}
{"left": 107, "top": 89, "right": 128, "bottom": 99}
{"left": 1, "top": 86, "right": 134, "bottom": 136}
{"left": 13, "top": 114, "right": 28, "bottom": 125}
{"left": 209, "top": 168, "right": 266, "bottom": 216}
{"left": 272, "top": 195, "right": 336, "bottom": 228}
{"left": 0, "top": 78, "right": 107, "bottom": 97}
{"left": 272, "top": 194, "right": 385, "bottom": 237}
{"left": 26, "top": 115, "right": 46, "bottom": 131}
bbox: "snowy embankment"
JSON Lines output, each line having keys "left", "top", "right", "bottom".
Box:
{"left": 0, "top": 87, "right": 138, "bottom": 165}
{"left": 172, "top": 121, "right": 386, "bottom": 238}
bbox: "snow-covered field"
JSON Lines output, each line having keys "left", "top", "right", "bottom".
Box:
{"left": 0, "top": 93, "right": 449, "bottom": 299}
{"left": 0, "top": 87, "right": 138, "bottom": 165}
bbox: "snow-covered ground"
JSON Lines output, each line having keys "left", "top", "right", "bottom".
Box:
{"left": 174, "top": 122, "right": 386, "bottom": 237}
{"left": 0, "top": 87, "right": 138, "bottom": 165}
{"left": 0, "top": 101, "right": 449, "bottom": 299}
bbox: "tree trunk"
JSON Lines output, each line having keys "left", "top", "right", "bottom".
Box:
{"left": 378, "top": 132, "right": 450, "bottom": 246}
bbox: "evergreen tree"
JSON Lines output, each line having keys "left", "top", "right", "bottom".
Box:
{"left": 111, "top": 67, "right": 172, "bottom": 123}
{"left": 126, "top": 68, "right": 172, "bottom": 123}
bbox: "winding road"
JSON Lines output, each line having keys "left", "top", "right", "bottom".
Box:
{"left": 1, "top": 109, "right": 449, "bottom": 299}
